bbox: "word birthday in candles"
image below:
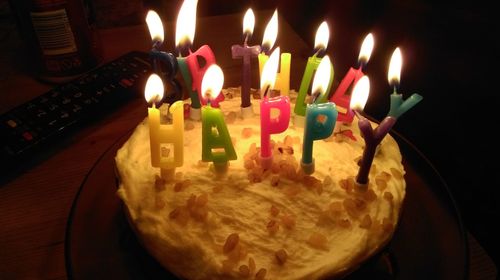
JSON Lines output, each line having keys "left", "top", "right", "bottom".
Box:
{"left": 231, "top": 8, "right": 261, "bottom": 118}
{"left": 260, "top": 47, "right": 291, "bottom": 170}
{"left": 352, "top": 48, "right": 422, "bottom": 185}
{"left": 295, "top": 21, "right": 333, "bottom": 125}
{"left": 258, "top": 10, "right": 291, "bottom": 96}
{"left": 144, "top": 74, "right": 184, "bottom": 180}
{"left": 146, "top": 10, "right": 181, "bottom": 104}
{"left": 301, "top": 55, "right": 337, "bottom": 174}
{"left": 201, "top": 64, "right": 237, "bottom": 173}
{"left": 330, "top": 33, "right": 374, "bottom": 124}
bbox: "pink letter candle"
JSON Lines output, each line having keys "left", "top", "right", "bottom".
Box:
{"left": 330, "top": 33, "right": 374, "bottom": 124}
{"left": 231, "top": 8, "right": 261, "bottom": 117}
{"left": 259, "top": 47, "right": 290, "bottom": 169}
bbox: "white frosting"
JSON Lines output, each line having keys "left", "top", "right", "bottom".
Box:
{"left": 116, "top": 90, "right": 405, "bottom": 280}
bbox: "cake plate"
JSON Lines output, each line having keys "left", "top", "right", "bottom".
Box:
{"left": 64, "top": 128, "right": 468, "bottom": 280}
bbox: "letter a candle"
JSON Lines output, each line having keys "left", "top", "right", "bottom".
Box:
{"left": 259, "top": 47, "right": 291, "bottom": 170}
{"left": 301, "top": 55, "right": 337, "bottom": 174}
{"left": 145, "top": 74, "right": 184, "bottom": 180}
{"left": 351, "top": 47, "right": 422, "bottom": 185}
{"left": 201, "top": 65, "right": 237, "bottom": 173}
{"left": 329, "top": 33, "right": 374, "bottom": 124}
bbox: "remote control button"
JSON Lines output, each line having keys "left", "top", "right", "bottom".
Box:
{"left": 6, "top": 119, "right": 17, "bottom": 128}
{"left": 22, "top": 132, "right": 33, "bottom": 141}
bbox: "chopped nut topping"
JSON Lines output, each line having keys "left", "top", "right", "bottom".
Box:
{"left": 375, "top": 178, "right": 387, "bottom": 191}
{"left": 383, "top": 191, "right": 394, "bottom": 201}
{"left": 281, "top": 214, "right": 296, "bottom": 229}
{"left": 196, "top": 193, "right": 209, "bottom": 207}
{"left": 390, "top": 168, "right": 403, "bottom": 179}
{"left": 255, "top": 268, "right": 267, "bottom": 280}
{"left": 275, "top": 249, "right": 288, "bottom": 265}
{"left": 377, "top": 171, "right": 392, "bottom": 181}
{"left": 270, "top": 175, "right": 280, "bottom": 187}
{"left": 155, "top": 197, "right": 165, "bottom": 209}
{"left": 248, "top": 257, "right": 256, "bottom": 275}
{"left": 360, "top": 214, "right": 372, "bottom": 229}
{"left": 174, "top": 182, "right": 184, "bottom": 192}
{"left": 363, "top": 189, "right": 377, "bottom": 202}
{"left": 338, "top": 218, "right": 352, "bottom": 228}
{"left": 223, "top": 233, "right": 240, "bottom": 254}
{"left": 244, "top": 159, "right": 255, "bottom": 170}
{"left": 308, "top": 232, "right": 328, "bottom": 250}
{"left": 221, "top": 259, "right": 237, "bottom": 274}
{"left": 184, "top": 121, "right": 195, "bottom": 131}
{"left": 154, "top": 175, "right": 166, "bottom": 192}
{"left": 323, "top": 175, "right": 333, "bottom": 187}
{"left": 239, "top": 265, "right": 250, "bottom": 277}
{"left": 242, "top": 127, "right": 253, "bottom": 138}
{"left": 267, "top": 220, "right": 279, "bottom": 235}
{"left": 270, "top": 205, "right": 280, "bottom": 217}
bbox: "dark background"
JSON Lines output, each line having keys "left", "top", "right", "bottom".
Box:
{"left": 2, "top": 0, "right": 499, "bottom": 269}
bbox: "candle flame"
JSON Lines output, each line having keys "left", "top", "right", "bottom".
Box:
{"left": 358, "top": 33, "right": 374, "bottom": 64}
{"left": 243, "top": 8, "right": 255, "bottom": 37}
{"left": 388, "top": 47, "right": 402, "bottom": 87}
{"left": 311, "top": 55, "right": 332, "bottom": 100}
{"left": 146, "top": 10, "right": 164, "bottom": 44}
{"left": 350, "top": 76, "right": 370, "bottom": 111}
{"left": 314, "top": 21, "right": 329, "bottom": 51}
{"left": 175, "top": 0, "right": 198, "bottom": 48}
{"left": 261, "top": 10, "right": 278, "bottom": 52}
{"left": 260, "top": 47, "right": 280, "bottom": 96}
{"left": 201, "top": 64, "right": 224, "bottom": 101}
{"left": 145, "top": 74, "right": 164, "bottom": 103}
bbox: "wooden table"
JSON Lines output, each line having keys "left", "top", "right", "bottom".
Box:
{"left": 0, "top": 11, "right": 496, "bottom": 280}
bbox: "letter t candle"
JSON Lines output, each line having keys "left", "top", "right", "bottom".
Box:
{"left": 231, "top": 8, "right": 261, "bottom": 118}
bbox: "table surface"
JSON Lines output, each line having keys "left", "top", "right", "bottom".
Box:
{"left": 0, "top": 11, "right": 496, "bottom": 280}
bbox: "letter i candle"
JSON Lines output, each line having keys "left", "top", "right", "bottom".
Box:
{"left": 258, "top": 10, "right": 291, "bottom": 96}
{"left": 294, "top": 21, "right": 333, "bottom": 126}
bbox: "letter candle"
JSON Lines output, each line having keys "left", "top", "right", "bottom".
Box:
{"left": 329, "top": 33, "right": 374, "bottom": 124}
{"left": 301, "top": 56, "right": 337, "bottom": 174}
{"left": 258, "top": 10, "right": 291, "bottom": 96}
{"left": 231, "top": 8, "right": 261, "bottom": 118}
{"left": 259, "top": 47, "right": 291, "bottom": 170}
{"left": 144, "top": 74, "right": 184, "bottom": 180}
{"left": 294, "top": 21, "right": 333, "bottom": 126}
{"left": 351, "top": 48, "right": 422, "bottom": 185}
{"left": 201, "top": 65, "right": 237, "bottom": 173}
{"left": 175, "top": 0, "right": 221, "bottom": 120}
{"left": 146, "top": 10, "right": 181, "bottom": 104}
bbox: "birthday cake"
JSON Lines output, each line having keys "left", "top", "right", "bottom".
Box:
{"left": 115, "top": 88, "right": 406, "bottom": 280}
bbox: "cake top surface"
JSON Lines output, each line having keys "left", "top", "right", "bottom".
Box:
{"left": 115, "top": 88, "right": 406, "bottom": 280}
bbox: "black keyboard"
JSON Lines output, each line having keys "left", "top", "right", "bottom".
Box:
{"left": 0, "top": 51, "right": 152, "bottom": 168}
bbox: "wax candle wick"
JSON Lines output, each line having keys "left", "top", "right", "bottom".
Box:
{"left": 311, "top": 91, "right": 321, "bottom": 104}
{"left": 261, "top": 43, "right": 270, "bottom": 55}
{"left": 313, "top": 47, "right": 325, "bottom": 58}
{"left": 262, "top": 85, "right": 270, "bottom": 98}
{"left": 153, "top": 40, "right": 162, "bottom": 50}
{"left": 244, "top": 33, "right": 250, "bottom": 45}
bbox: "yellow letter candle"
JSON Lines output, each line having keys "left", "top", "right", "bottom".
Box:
{"left": 145, "top": 74, "right": 184, "bottom": 180}
{"left": 258, "top": 10, "right": 291, "bottom": 96}
{"left": 200, "top": 65, "right": 237, "bottom": 173}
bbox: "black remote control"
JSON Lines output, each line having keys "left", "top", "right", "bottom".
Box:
{"left": 0, "top": 51, "right": 152, "bottom": 168}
